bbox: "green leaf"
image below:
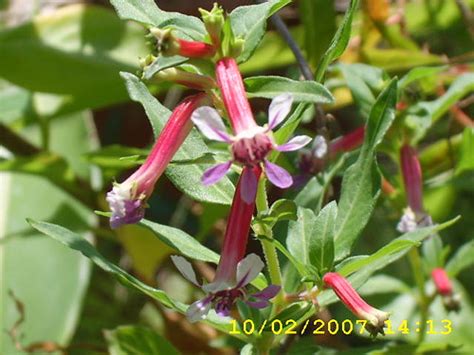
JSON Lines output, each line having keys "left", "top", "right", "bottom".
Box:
{"left": 456, "top": 128, "right": 474, "bottom": 175}
{"left": 446, "top": 240, "right": 474, "bottom": 277}
{"left": 319, "top": 218, "right": 459, "bottom": 307}
{"left": 28, "top": 219, "right": 179, "bottom": 308}
{"left": 406, "top": 73, "right": 474, "bottom": 142}
{"left": 300, "top": 0, "right": 336, "bottom": 67}
{"left": 230, "top": 0, "right": 291, "bottom": 62}
{"left": 273, "top": 103, "right": 313, "bottom": 146}
{"left": 105, "top": 325, "right": 179, "bottom": 355}
{"left": 315, "top": 0, "right": 359, "bottom": 82}
{"left": 334, "top": 79, "right": 398, "bottom": 260}
{"left": 244, "top": 76, "right": 334, "bottom": 104}
{"left": 121, "top": 72, "right": 235, "bottom": 205}
{"left": 109, "top": 0, "right": 206, "bottom": 40}
{"left": 339, "top": 63, "right": 388, "bottom": 118}
{"left": 28, "top": 220, "right": 238, "bottom": 337}
{"left": 0, "top": 5, "right": 148, "bottom": 109}
{"left": 256, "top": 199, "right": 297, "bottom": 226}
{"left": 143, "top": 56, "right": 188, "bottom": 80}
{"left": 308, "top": 201, "right": 337, "bottom": 274}
{"left": 399, "top": 66, "right": 447, "bottom": 90}
{"left": 287, "top": 207, "right": 317, "bottom": 266}
{"left": 0, "top": 114, "right": 94, "bottom": 354}
{"left": 139, "top": 219, "right": 219, "bottom": 264}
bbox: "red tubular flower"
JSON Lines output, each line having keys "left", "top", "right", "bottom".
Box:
{"left": 431, "top": 268, "right": 461, "bottom": 312}
{"left": 191, "top": 57, "right": 311, "bottom": 200}
{"left": 329, "top": 126, "right": 365, "bottom": 156}
{"left": 106, "top": 93, "right": 206, "bottom": 229}
{"left": 154, "top": 68, "right": 216, "bottom": 91}
{"left": 150, "top": 28, "right": 216, "bottom": 58}
{"left": 176, "top": 39, "right": 216, "bottom": 58}
{"left": 215, "top": 57, "right": 258, "bottom": 133}
{"left": 397, "top": 144, "right": 433, "bottom": 233}
{"left": 323, "top": 272, "right": 390, "bottom": 336}
{"left": 431, "top": 268, "right": 452, "bottom": 296}
{"left": 171, "top": 166, "right": 280, "bottom": 322}
{"left": 400, "top": 144, "right": 423, "bottom": 214}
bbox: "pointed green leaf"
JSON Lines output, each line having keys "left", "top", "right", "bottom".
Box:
{"left": 244, "top": 76, "right": 334, "bottom": 103}
{"left": 287, "top": 207, "right": 316, "bottom": 265}
{"left": 140, "top": 219, "right": 219, "bottom": 263}
{"left": 446, "top": 240, "right": 474, "bottom": 277}
{"left": 315, "top": 0, "right": 359, "bottom": 82}
{"left": 309, "top": 201, "right": 337, "bottom": 274}
{"left": 230, "top": 0, "right": 291, "bottom": 62}
{"left": 334, "top": 79, "right": 398, "bottom": 260}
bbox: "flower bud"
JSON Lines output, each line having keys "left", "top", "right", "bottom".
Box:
{"left": 323, "top": 272, "right": 390, "bottom": 336}
{"left": 199, "top": 3, "right": 225, "bottom": 47}
{"left": 431, "top": 268, "right": 461, "bottom": 312}
{"left": 152, "top": 68, "right": 216, "bottom": 90}
{"left": 149, "top": 28, "right": 216, "bottom": 58}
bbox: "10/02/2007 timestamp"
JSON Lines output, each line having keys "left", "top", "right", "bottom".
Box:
{"left": 229, "top": 319, "right": 453, "bottom": 336}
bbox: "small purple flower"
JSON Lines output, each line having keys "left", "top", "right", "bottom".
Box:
{"left": 191, "top": 94, "right": 311, "bottom": 202}
{"left": 172, "top": 254, "right": 280, "bottom": 322}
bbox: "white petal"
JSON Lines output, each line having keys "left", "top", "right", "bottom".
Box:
{"left": 186, "top": 297, "right": 212, "bottom": 323}
{"left": 276, "top": 135, "right": 312, "bottom": 152}
{"left": 268, "top": 94, "right": 293, "bottom": 130}
{"left": 170, "top": 255, "right": 200, "bottom": 286}
{"left": 191, "top": 106, "right": 231, "bottom": 142}
{"left": 236, "top": 253, "right": 264, "bottom": 287}
{"left": 312, "top": 135, "right": 328, "bottom": 158}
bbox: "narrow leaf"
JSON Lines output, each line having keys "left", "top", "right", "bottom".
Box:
{"left": 244, "top": 76, "right": 334, "bottom": 104}
{"left": 309, "top": 201, "right": 337, "bottom": 274}
{"left": 287, "top": 207, "right": 316, "bottom": 265}
{"left": 446, "top": 240, "right": 474, "bottom": 277}
{"left": 140, "top": 219, "right": 219, "bottom": 263}
{"left": 315, "top": 0, "right": 359, "bottom": 81}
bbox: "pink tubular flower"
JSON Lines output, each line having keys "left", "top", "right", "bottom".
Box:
{"left": 106, "top": 93, "right": 206, "bottom": 229}
{"left": 323, "top": 272, "right": 390, "bottom": 336}
{"left": 397, "top": 144, "right": 433, "bottom": 233}
{"left": 172, "top": 167, "right": 280, "bottom": 322}
{"left": 191, "top": 58, "right": 311, "bottom": 202}
{"left": 329, "top": 126, "right": 365, "bottom": 156}
{"left": 431, "top": 268, "right": 461, "bottom": 312}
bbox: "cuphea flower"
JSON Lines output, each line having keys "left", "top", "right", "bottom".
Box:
{"left": 397, "top": 144, "right": 433, "bottom": 233}
{"left": 171, "top": 166, "right": 280, "bottom": 321}
{"left": 431, "top": 268, "right": 461, "bottom": 312}
{"left": 106, "top": 93, "right": 206, "bottom": 229}
{"left": 191, "top": 58, "right": 311, "bottom": 202}
{"left": 329, "top": 126, "right": 365, "bottom": 157}
{"left": 172, "top": 253, "right": 280, "bottom": 322}
{"left": 323, "top": 272, "right": 390, "bottom": 336}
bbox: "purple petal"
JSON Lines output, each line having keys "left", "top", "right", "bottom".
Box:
{"left": 106, "top": 186, "right": 145, "bottom": 229}
{"left": 191, "top": 106, "right": 231, "bottom": 142}
{"left": 268, "top": 94, "right": 293, "bottom": 130}
{"left": 264, "top": 160, "right": 293, "bottom": 189}
{"left": 276, "top": 135, "right": 312, "bottom": 152}
{"left": 202, "top": 161, "right": 232, "bottom": 185}
{"left": 240, "top": 166, "right": 258, "bottom": 203}
{"left": 202, "top": 280, "right": 232, "bottom": 293}
{"left": 170, "top": 255, "right": 200, "bottom": 286}
{"left": 186, "top": 296, "right": 213, "bottom": 323}
{"left": 251, "top": 285, "right": 281, "bottom": 301}
{"left": 215, "top": 300, "right": 232, "bottom": 318}
{"left": 246, "top": 300, "right": 270, "bottom": 309}
{"left": 236, "top": 254, "right": 264, "bottom": 288}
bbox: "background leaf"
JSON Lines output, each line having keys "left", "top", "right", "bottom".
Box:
{"left": 0, "top": 113, "right": 95, "bottom": 354}
{"left": 105, "top": 325, "right": 179, "bottom": 355}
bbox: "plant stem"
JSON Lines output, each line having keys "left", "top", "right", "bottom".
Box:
{"left": 407, "top": 247, "right": 429, "bottom": 342}
{"left": 255, "top": 178, "right": 284, "bottom": 314}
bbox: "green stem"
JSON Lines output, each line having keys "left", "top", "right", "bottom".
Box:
{"left": 408, "top": 247, "right": 429, "bottom": 342}
{"left": 256, "top": 178, "right": 284, "bottom": 314}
